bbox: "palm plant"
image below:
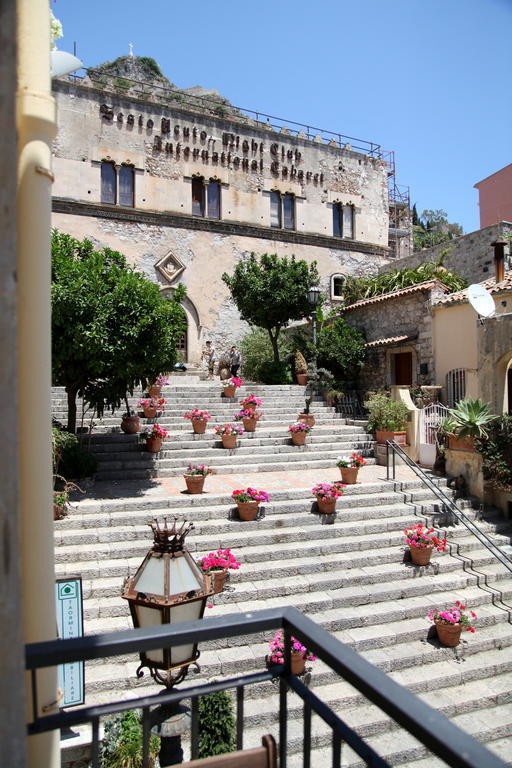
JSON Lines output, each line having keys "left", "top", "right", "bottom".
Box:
{"left": 444, "top": 398, "right": 496, "bottom": 439}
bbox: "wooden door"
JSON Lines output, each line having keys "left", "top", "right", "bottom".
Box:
{"left": 508, "top": 367, "right": 512, "bottom": 413}
{"left": 394, "top": 352, "right": 413, "bottom": 385}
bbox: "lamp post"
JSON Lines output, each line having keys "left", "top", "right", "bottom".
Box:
{"left": 122, "top": 518, "right": 214, "bottom": 765}
{"left": 307, "top": 286, "right": 322, "bottom": 356}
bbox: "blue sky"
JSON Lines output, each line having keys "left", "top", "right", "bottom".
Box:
{"left": 54, "top": 0, "right": 511, "bottom": 234}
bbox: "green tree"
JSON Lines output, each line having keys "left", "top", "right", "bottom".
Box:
{"left": 51, "top": 230, "right": 186, "bottom": 432}
{"left": 198, "top": 691, "right": 236, "bottom": 759}
{"left": 317, "top": 318, "right": 366, "bottom": 385}
{"left": 413, "top": 208, "right": 463, "bottom": 252}
{"left": 239, "top": 327, "right": 293, "bottom": 383}
{"left": 222, "top": 253, "right": 319, "bottom": 364}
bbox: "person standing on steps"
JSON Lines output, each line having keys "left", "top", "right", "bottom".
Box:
{"left": 202, "top": 340, "right": 216, "bottom": 380}
{"left": 229, "top": 345, "right": 241, "bottom": 378}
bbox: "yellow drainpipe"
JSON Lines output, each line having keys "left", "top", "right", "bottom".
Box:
{"left": 17, "top": 1, "right": 60, "bottom": 766}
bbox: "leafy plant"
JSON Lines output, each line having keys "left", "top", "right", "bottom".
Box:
{"left": 317, "top": 318, "right": 366, "bottom": 384}
{"left": 364, "top": 393, "right": 409, "bottom": 432}
{"left": 239, "top": 328, "right": 292, "bottom": 383}
{"left": 222, "top": 253, "right": 319, "bottom": 364}
{"left": 197, "top": 691, "right": 236, "bottom": 758}
{"left": 476, "top": 414, "right": 512, "bottom": 489}
{"left": 99, "top": 709, "right": 159, "bottom": 767}
{"left": 52, "top": 425, "right": 97, "bottom": 479}
{"left": 138, "top": 56, "right": 163, "bottom": 77}
{"left": 444, "top": 397, "right": 496, "bottom": 439}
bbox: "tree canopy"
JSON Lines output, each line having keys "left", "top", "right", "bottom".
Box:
{"left": 317, "top": 318, "right": 366, "bottom": 385}
{"left": 413, "top": 207, "right": 463, "bottom": 252}
{"left": 51, "top": 230, "right": 186, "bottom": 432}
{"left": 222, "top": 252, "right": 319, "bottom": 363}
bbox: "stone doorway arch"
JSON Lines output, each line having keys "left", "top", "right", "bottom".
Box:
{"left": 160, "top": 287, "right": 202, "bottom": 364}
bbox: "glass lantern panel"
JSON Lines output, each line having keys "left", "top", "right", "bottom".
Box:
{"left": 169, "top": 556, "right": 201, "bottom": 597}
{"left": 135, "top": 555, "right": 165, "bottom": 596}
{"left": 136, "top": 604, "right": 164, "bottom": 664}
{"left": 168, "top": 600, "right": 203, "bottom": 666}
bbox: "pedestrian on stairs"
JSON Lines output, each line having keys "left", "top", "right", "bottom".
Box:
{"left": 229, "top": 345, "right": 241, "bottom": 378}
{"left": 202, "top": 341, "right": 216, "bottom": 380}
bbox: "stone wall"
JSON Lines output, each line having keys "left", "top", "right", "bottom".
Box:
{"left": 379, "top": 222, "right": 512, "bottom": 284}
{"left": 477, "top": 309, "right": 512, "bottom": 412}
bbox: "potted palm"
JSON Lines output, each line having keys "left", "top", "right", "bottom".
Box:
{"left": 364, "top": 393, "right": 409, "bottom": 445}
{"left": 442, "top": 398, "right": 496, "bottom": 452}
{"left": 215, "top": 423, "right": 244, "bottom": 448}
{"left": 197, "top": 548, "right": 241, "bottom": 593}
{"left": 289, "top": 421, "right": 313, "bottom": 446}
{"left": 336, "top": 452, "right": 366, "bottom": 484}
{"left": 183, "top": 463, "right": 212, "bottom": 494}
{"left": 184, "top": 408, "right": 212, "bottom": 434}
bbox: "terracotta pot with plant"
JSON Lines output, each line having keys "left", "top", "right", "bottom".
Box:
{"left": 336, "top": 452, "right": 366, "bottom": 484}
{"left": 364, "top": 393, "right": 409, "bottom": 445}
{"left": 240, "top": 394, "right": 262, "bottom": 412}
{"left": 222, "top": 376, "right": 243, "bottom": 398}
{"left": 295, "top": 350, "right": 308, "bottom": 386}
{"left": 267, "top": 630, "right": 317, "bottom": 675}
{"left": 231, "top": 487, "right": 269, "bottom": 521}
{"left": 403, "top": 523, "right": 447, "bottom": 566}
{"left": 288, "top": 421, "right": 312, "bottom": 446}
{"left": 236, "top": 409, "right": 262, "bottom": 433}
{"left": 141, "top": 424, "right": 168, "bottom": 453}
{"left": 147, "top": 374, "right": 168, "bottom": 399}
{"left": 215, "top": 423, "right": 244, "bottom": 448}
{"left": 138, "top": 397, "right": 166, "bottom": 419}
{"left": 427, "top": 601, "right": 477, "bottom": 647}
{"left": 197, "top": 548, "right": 241, "bottom": 594}
{"left": 441, "top": 398, "right": 496, "bottom": 453}
{"left": 184, "top": 408, "right": 211, "bottom": 434}
{"left": 183, "top": 463, "right": 212, "bottom": 494}
{"left": 312, "top": 482, "right": 345, "bottom": 514}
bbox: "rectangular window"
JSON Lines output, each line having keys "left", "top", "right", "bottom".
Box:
{"left": 270, "top": 191, "right": 281, "bottom": 228}
{"left": 333, "top": 204, "right": 341, "bottom": 237}
{"left": 119, "top": 165, "right": 134, "bottom": 207}
{"left": 283, "top": 193, "right": 295, "bottom": 230}
{"left": 101, "top": 162, "right": 116, "bottom": 204}
{"left": 332, "top": 203, "right": 354, "bottom": 238}
{"left": 343, "top": 204, "right": 353, "bottom": 239}
{"left": 192, "top": 178, "right": 205, "bottom": 216}
{"left": 207, "top": 181, "right": 220, "bottom": 219}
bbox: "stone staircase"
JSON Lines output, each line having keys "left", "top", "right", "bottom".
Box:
{"left": 53, "top": 383, "right": 512, "bottom": 765}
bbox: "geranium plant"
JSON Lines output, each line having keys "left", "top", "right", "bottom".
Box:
{"left": 404, "top": 523, "right": 446, "bottom": 551}
{"left": 235, "top": 409, "right": 263, "bottom": 421}
{"left": 312, "top": 482, "right": 345, "bottom": 500}
{"left": 147, "top": 374, "right": 169, "bottom": 387}
{"left": 184, "top": 409, "right": 211, "bottom": 421}
{"left": 198, "top": 548, "right": 241, "bottom": 573}
{"left": 215, "top": 423, "right": 244, "bottom": 437}
{"left": 268, "top": 631, "right": 316, "bottom": 664}
{"left": 222, "top": 377, "right": 243, "bottom": 389}
{"left": 138, "top": 397, "right": 166, "bottom": 410}
{"left": 427, "top": 601, "right": 477, "bottom": 632}
{"left": 185, "top": 463, "right": 212, "bottom": 477}
{"left": 140, "top": 424, "right": 168, "bottom": 441}
{"left": 337, "top": 452, "right": 367, "bottom": 469}
{"left": 289, "top": 421, "right": 313, "bottom": 433}
{"left": 240, "top": 394, "right": 262, "bottom": 408}
{"left": 232, "top": 488, "right": 270, "bottom": 503}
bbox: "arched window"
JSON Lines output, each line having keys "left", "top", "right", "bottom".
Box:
{"left": 330, "top": 274, "right": 345, "bottom": 301}
{"left": 119, "top": 164, "right": 135, "bottom": 207}
{"left": 101, "top": 161, "right": 116, "bottom": 204}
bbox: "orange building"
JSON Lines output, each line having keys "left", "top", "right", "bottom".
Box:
{"left": 474, "top": 163, "right": 512, "bottom": 228}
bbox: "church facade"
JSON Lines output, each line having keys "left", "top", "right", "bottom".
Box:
{"left": 51, "top": 57, "right": 404, "bottom": 363}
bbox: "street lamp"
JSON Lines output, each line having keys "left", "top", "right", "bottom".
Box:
{"left": 307, "top": 286, "right": 322, "bottom": 350}
{"left": 122, "top": 518, "right": 214, "bottom": 764}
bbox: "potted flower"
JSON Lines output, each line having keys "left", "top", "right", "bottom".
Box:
{"left": 235, "top": 409, "right": 263, "bottom": 433}
{"left": 197, "top": 548, "right": 241, "bottom": 593}
{"left": 215, "top": 423, "right": 244, "bottom": 449}
{"left": 427, "top": 601, "right": 477, "bottom": 647}
{"left": 138, "top": 397, "right": 166, "bottom": 419}
{"left": 288, "top": 421, "right": 313, "bottom": 446}
{"left": 183, "top": 463, "right": 212, "bottom": 494}
{"left": 140, "top": 424, "right": 168, "bottom": 453}
{"left": 267, "top": 630, "right": 316, "bottom": 675}
{"left": 312, "top": 482, "right": 345, "bottom": 514}
{"left": 336, "top": 452, "right": 367, "bottom": 484}
{"left": 239, "top": 394, "right": 263, "bottom": 412}
{"left": 442, "top": 398, "right": 496, "bottom": 453}
{"left": 403, "top": 523, "right": 447, "bottom": 566}
{"left": 295, "top": 350, "right": 308, "bottom": 386}
{"left": 147, "top": 374, "right": 169, "bottom": 398}
{"left": 222, "top": 376, "right": 243, "bottom": 398}
{"left": 53, "top": 476, "right": 83, "bottom": 520}
{"left": 231, "top": 487, "right": 269, "bottom": 521}
{"left": 364, "top": 393, "right": 409, "bottom": 445}
{"left": 184, "top": 408, "right": 212, "bottom": 434}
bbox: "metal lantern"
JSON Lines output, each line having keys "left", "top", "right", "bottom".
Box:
{"left": 307, "top": 286, "right": 322, "bottom": 308}
{"left": 122, "top": 518, "right": 214, "bottom": 687}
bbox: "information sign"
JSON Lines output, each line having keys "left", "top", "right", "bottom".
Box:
{"left": 55, "top": 577, "right": 85, "bottom": 707}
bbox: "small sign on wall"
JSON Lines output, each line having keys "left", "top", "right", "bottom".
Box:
{"left": 55, "top": 576, "right": 85, "bottom": 707}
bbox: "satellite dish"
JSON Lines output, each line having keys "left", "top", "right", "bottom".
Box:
{"left": 468, "top": 284, "right": 495, "bottom": 318}
{"left": 51, "top": 51, "right": 83, "bottom": 78}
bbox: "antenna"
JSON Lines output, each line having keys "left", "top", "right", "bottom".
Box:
{"left": 467, "top": 284, "right": 495, "bottom": 319}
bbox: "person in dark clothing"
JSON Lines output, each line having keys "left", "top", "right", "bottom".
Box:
{"left": 229, "top": 345, "right": 241, "bottom": 377}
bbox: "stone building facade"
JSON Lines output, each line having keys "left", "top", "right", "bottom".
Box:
{"left": 51, "top": 57, "right": 401, "bottom": 363}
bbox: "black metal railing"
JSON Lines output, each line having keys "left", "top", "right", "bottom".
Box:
{"left": 26, "top": 606, "right": 507, "bottom": 767}
{"left": 385, "top": 440, "right": 512, "bottom": 575}
{"left": 335, "top": 390, "right": 368, "bottom": 419}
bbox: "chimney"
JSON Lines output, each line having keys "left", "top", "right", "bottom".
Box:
{"left": 491, "top": 237, "right": 507, "bottom": 283}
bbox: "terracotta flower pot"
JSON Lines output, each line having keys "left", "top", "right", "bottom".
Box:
{"left": 298, "top": 413, "right": 315, "bottom": 427}
{"left": 243, "top": 401, "right": 257, "bottom": 412}
{"left": 53, "top": 503, "right": 65, "bottom": 521}
{"left": 211, "top": 569, "right": 228, "bottom": 593}
{"left": 242, "top": 417, "right": 258, "bottom": 432}
{"left": 121, "top": 415, "right": 141, "bottom": 434}
{"left": 296, "top": 373, "right": 307, "bottom": 386}
{"left": 148, "top": 385, "right": 162, "bottom": 398}
{"left": 146, "top": 437, "right": 163, "bottom": 453}
{"left": 223, "top": 386, "right": 236, "bottom": 398}
{"left": 435, "top": 621, "right": 462, "bottom": 647}
{"left": 221, "top": 434, "right": 237, "bottom": 449}
{"left": 143, "top": 406, "right": 157, "bottom": 419}
{"left": 375, "top": 430, "right": 407, "bottom": 445}
{"left": 291, "top": 652, "right": 306, "bottom": 675}
{"left": 184, "top": 474, "right": 205, "bottom": 494}
{"left": 409, "top": 545, "right": 433, "bottom": 566}
{"left": 340, "top": 467, "right": 358, "bottom": 484}
{"left": 317, "top": 497, "right": 336, "bottom": 514}
{"left": 448, "top": 435, "right": 475, "bottom": 452}
{"left": 291, "top": 431, "right": 307, "bottom": 446}
{"left": 236, "top": 501, "right": 260, "bottom": 521}
{"left": 192, "top": 419, "right": 207, "bottom": 434}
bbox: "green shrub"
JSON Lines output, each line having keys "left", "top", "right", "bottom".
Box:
{"left": 240, "top": 328, "right": 292, "bottom": 382}
{"left": 99, "top": 710, "right": 159, "bottom": 768}
{"left": 364, "top": 393, "right": 409, "bottom": 432}
{"left": 317, "top": 318, "right": 366, "bottom": 385}
{"left": 259, "top": 360, "right": 292, "bottom": 385}
{"left": 52, "top": 425, "right": 97, "bottom": 480}
{"left": 198, "top": 691, "right": 236, "bottom": 759}
{"left": 476, "top": 414, "right": 512, "bottom": 489}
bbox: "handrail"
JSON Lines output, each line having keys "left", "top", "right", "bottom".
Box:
{"left": 385, "top": 440, "right": 512, "bottom": 575}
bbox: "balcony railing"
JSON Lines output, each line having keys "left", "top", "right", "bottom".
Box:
{"left": 26, "top": 606, "right": 506, "bottom": 767}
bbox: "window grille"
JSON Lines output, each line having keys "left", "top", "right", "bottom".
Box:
{"left": 446, "top": 368, "right": 467, "bottom": 407}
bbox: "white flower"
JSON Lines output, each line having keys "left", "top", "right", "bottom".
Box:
{"left": 50, "top": 10, "right": 63, "bottom": 51}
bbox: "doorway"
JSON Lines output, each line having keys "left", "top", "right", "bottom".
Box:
{"left": 508, "top": 366, "right": 512, "bottom": 413}
{"left": 394, "top": 352, "right": 413, "bottom": 385}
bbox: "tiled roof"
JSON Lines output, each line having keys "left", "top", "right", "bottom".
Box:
{"left": 434, "top": 270, "right": 512, "bottom": 306}
{"left": 341, "top": 280, "right": 449, "bottom": 312}
{"left": 365, "top": 334, "right": 417, "bottom": 349}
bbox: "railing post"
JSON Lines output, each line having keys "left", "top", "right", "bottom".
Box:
{"left": 386, "top": 442, "right": 389, "bottom": 481}
{"left": 393, "top": 443, "right": 396, "bottom": 480}
{"left": 279, "top": 626, "right": 291, "bottom": 768}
